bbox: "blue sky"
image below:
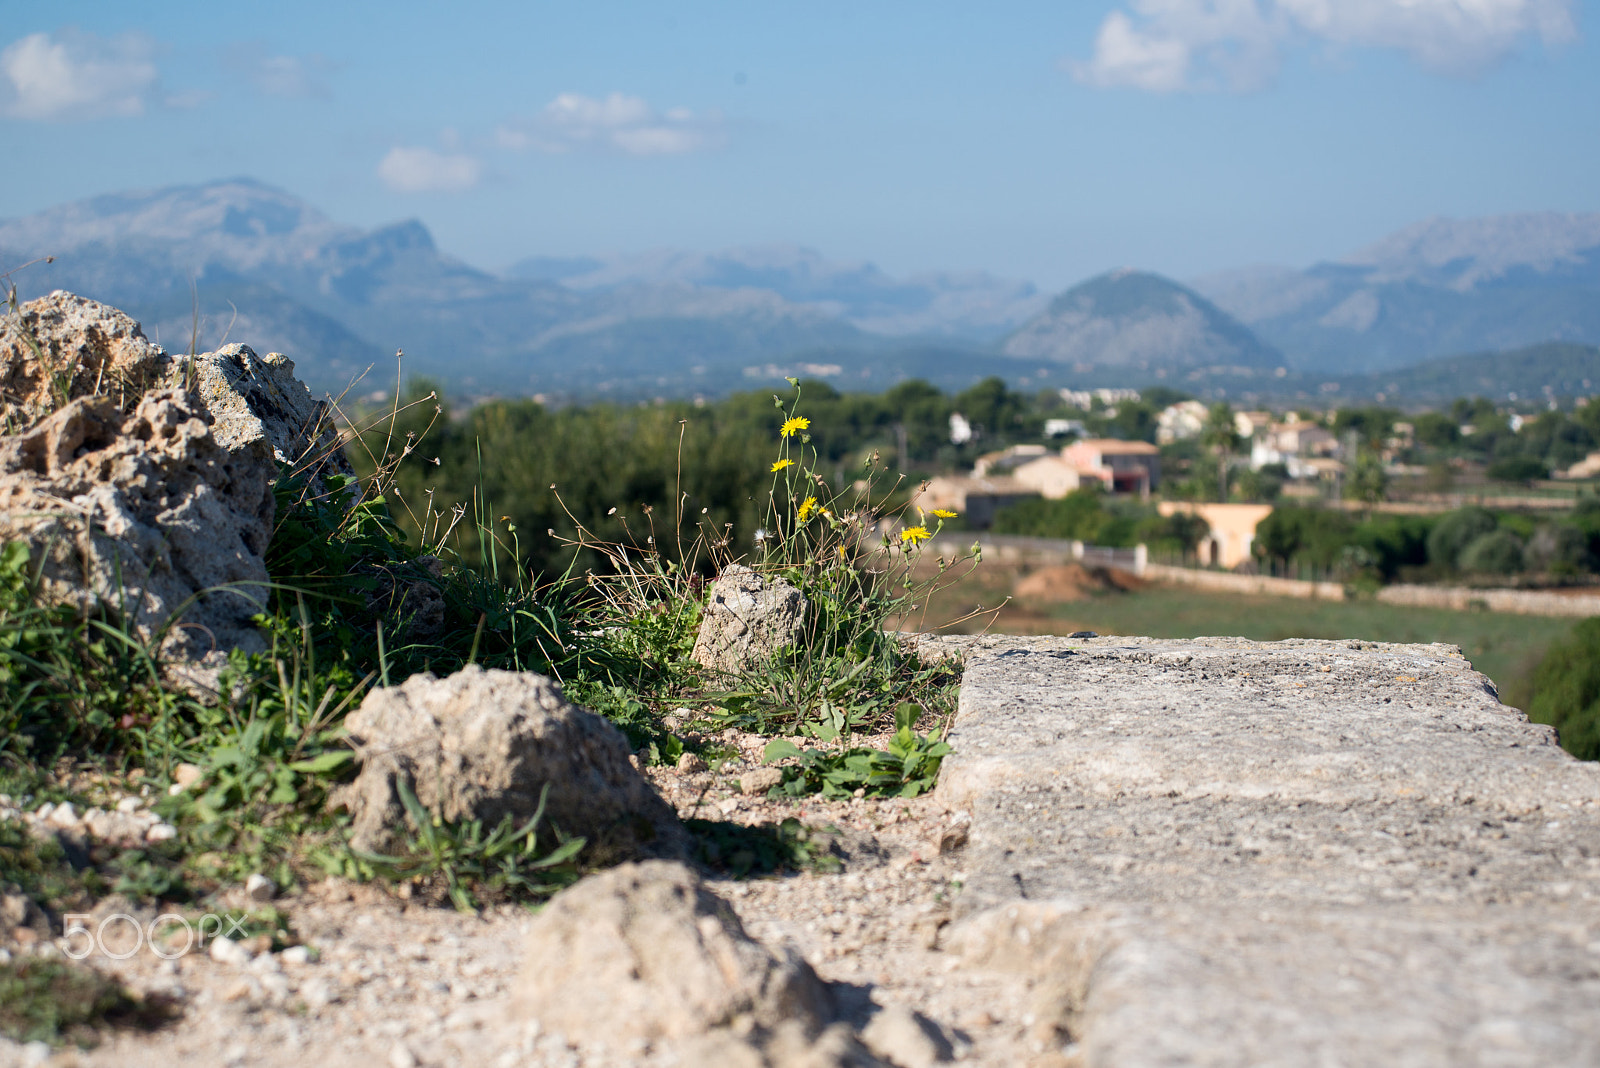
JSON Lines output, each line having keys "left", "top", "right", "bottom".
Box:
{"left": 1, "top": 1, "right": 1595, "bottom": 290}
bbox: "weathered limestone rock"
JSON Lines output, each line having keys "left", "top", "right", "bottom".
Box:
{"left": 934, "top": 635, "right": 1600, "bottom": 1066}
{"left": 692, "top": 564, "right": 808, "bottom": 677}
{"left": 515, "top": 860, "right": 882, "bottom": 1066}
{"left": 339, "top": 666, "right": 683, "bottom": 861}
{"left": 160, "top": 343, "right": 355, "bottom": 496}
{"left": 0, "top": 292, "right": 168, "bottom": 430}
{"left": 0, "top": 390, "right": 275, "bottom": 658}
{"left": 0, "top": 293, "right": 360, "bottom": 663}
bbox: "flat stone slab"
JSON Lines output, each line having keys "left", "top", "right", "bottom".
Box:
{"left": 930, "top": 636, "right": 1600, "bottom": 1066}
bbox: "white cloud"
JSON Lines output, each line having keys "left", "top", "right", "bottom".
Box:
{"left": 229, "top": 44, "right": 336, "bottom": 98}
{"left": 496, "top": 91, "right": 722, "bottom": 155}
{"left": 377, "top": 146, "right": 483, "bottom": 193}
{"left": 0, "top": 29, "right": 160, "bottom": 120}
{"left": 1071, "top": 0, "right": 1577, "bottom": 92}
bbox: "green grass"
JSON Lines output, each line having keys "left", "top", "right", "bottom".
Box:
{"left": 1036, "top": 587, "right": 1578, "bottom": 711}
{"left": 0, "top": 956, "right": 173, "bottom": 1048}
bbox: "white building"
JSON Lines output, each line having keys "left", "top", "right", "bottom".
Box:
{"left": 1156, "top": 400, "right": 1209, "bottom": 444}
{"left": 1250, "top": 415, "right": 1339, "bottom": 478}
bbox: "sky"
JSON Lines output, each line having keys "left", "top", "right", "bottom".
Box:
{"left": 1, "top": 0, "right": 1596, "bottom": 291}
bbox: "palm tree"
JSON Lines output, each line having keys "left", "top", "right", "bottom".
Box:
{"left": 1200, "top": 403, "right": 1240, "bottom": 502}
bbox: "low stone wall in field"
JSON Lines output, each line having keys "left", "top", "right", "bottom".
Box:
{"left": 1376, "top": 583, "right": 1600, "bottom": 617}
{"left": 1142, "top": 562, "right": 1347, "bottom": 600}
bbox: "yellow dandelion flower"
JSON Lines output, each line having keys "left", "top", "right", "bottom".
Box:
{"left": 932, "top": 509, "right": 958, "bottom": 518}
{"left": 899, "top": 525, "right": 932, "bottom": 547}
{"left": 780, "top": 416, "right": 811, "bottom": 438}
{"left": 771, "top": 459, "right": 795, "bottom": 472}
{"left": 798, "top": 496, "right": 818, "bottom": 520}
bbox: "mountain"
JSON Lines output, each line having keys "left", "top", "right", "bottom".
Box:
{"left": 509, "top": 245, "right": 1047, "bottom": 340}
{"left": 0, "top": 179, "right": 1048, "bottom": 397}
{"left": 1192, "top": 212, "right": 1600, "bottom": 374}
{"left": 4, "top": 182, "right": 1594, "bottom": 399}
{"left": 999, "top": 269, "right": 1284, "bottom": 376}
{"left": 1328, "top": 341, "right": 1600, "bottom": 404}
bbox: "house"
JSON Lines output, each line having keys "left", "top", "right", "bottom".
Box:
{"left": 1561, "top": 451, "right": 1600, "bottom": 479}
{"left": 1062, "top": 438, "right": 1161, "bottom": 498}
{"left": 972, "top": 444, "right": 1049, "bottom": 477}
{"left": 1233, "top": 410, "right": 1274, "bottom": 438}
{"left": 913, "top": 475, "right": 1039, "bottom": 529}
{"left": 1012, "top": 455, "right": 1085, "bottom": 499}
{"left": 1156, "top": 400, "right": 1209, "bottom": 444}
{"left": 1158, "top": 502, "right": 1274, "bottom": 569}
{"left": 1250, "top": 415, "right": 1339, "bottom": 478}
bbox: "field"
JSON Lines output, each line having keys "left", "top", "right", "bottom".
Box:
{"left": 910, "top": 562, "right": 1581, "bottom": 711}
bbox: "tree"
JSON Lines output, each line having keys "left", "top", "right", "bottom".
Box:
{"left": 1529, "top": 618, "right": 1600, "bottom": 760}
{"left": 1345, "top": 449, "right": 1389, "bottom": 506}
{"left": 1199, "top": 403, "right": 1239, "bottom": 502}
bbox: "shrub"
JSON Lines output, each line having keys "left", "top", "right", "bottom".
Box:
{"left": 1524, "top": 524, "right": 1592, "bottom": 574}
{"left": 991, "top": 489, "right": 1111, "bottom": 541}
{"left": 1485, "top": 456, "right": 1549, "bottom": 484}
{"left": 1458, "top": 530, "right": 1524, "bottom": 575}
{"left": 1528, "top": 618, "right": 1600, "bottom": 760}
{"left": 1426, "top": 507, "right": 1499, "bottom": 570}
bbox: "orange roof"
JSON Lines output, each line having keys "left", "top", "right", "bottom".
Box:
{"left": 1072, "top": 438, "right": 1160, "bottom": 455}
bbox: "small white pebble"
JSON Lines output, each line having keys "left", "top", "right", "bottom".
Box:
{"left": 168, "top": 783, "right": 184, "bottom": 796}
{"left": 245, "top": 873, "right": 275, "bottom": 902}
{"left": 210, "top": 935, "right": 252, "bottom": 966}
{"left": 33, "top": 802, "right": 54, "bottom": 820}
{"left": 116, "top": 797, "right": 142, "bottom": 814}
{"left": 280, "top": 945, "right": 312, "bottom": 966}
{"left": 389, "top": 1042, "right": 419, "bottom": 1068}
{"left": 146, "top": 823, "right": 178, "bottom": 843}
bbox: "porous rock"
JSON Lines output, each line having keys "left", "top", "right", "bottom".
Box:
{"left": 161, "top": 343, "right": 355, "bottom": 497}
{"left": 339, "top": 665, "right": 682, "bottom": 860}
{"left": 692, "top": 563, "right": 808, "bottom": 677}
{"left": 0, "top": 294, "right": 361, "bottom": 663}
{"left": 516, "top": 859, "right": 883, "bottom": 1066}
{"left": 0, "top": 291, "right": 169, "bottom": 430}
{"left": 0, "top": 390, "right": 275, "bottom": 658}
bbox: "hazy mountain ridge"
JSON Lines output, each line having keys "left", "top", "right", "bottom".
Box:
{"left": 1328, "top": 341, "right": 1600, "bottom": 404}
{"left": 1191, "top": 212, "right": 1600, "bottom": 373}
{"left": 2, "top": 181, "right": 1595, "bottom": 398}
{"left": 1000, "top": 269, "right": 1283, "bottom": 373}
{"left": 508, "top": 244, "right": 1047, "bottom": 340}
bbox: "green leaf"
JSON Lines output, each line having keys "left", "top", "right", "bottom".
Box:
{"left": 762, "top": 739, "right": 802, "bottom": 763}
{"left": 288, "top": 751, "right": 354, "bottom": 774}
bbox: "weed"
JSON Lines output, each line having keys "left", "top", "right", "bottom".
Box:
{"left": 0, "top": 956, "right": 173, "bottom": 1048}
{"left": 761, "top": 704, "right": 952, "bottom": 800}
{"left": 686, "top": 817, "right": 842, "bottom": 878}
{"left": 352, "top": 779, "right": 585, "bottom": 912}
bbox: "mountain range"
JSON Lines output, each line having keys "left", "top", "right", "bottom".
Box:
{"left": 1, "top": 179, "right": 1596, "bottom": 401}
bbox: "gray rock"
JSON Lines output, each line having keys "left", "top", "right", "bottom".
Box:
{"left": 339, "top": 665, "right": 683, "bottom": 861}
{"left": 692, "top": 564, "right": 808, "bottom": 678}
{"left": 515, "top": 860, "right": 882, "bottom": 1066}
{"left": 0, "top": 291, "right": 168, "bottom": 430}
{"left": 740, "top": 767, "right": 785, "bottom": 796}
{"left": 0, "top": 294, "right": 360, "bottom": 663}
{"left": 859, "top": 1005, "right": 952, "bottom": 1068}
{"left": 0, "top": 390, "right": 274, "bottom": 658}
{"left": 940, "top": 635, "right": 1600, "bottom": 1066}
{"left": 161, "top": 343, "right": 355, "bottom": 501}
